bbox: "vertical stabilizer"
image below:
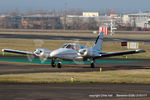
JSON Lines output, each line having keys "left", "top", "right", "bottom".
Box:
{"left": 92, "top": 32, "right": 104, "bottom": 52}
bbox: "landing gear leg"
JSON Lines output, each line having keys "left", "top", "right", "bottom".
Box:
{"left": 51, "top": 58, "right": 56, "bottom": 68}
{"left": 90, "top": 60, "right": 95, "bottom": 68}
{"left": 57, "top": 62, "right": 62, "bottom": 68}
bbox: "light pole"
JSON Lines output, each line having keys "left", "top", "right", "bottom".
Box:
{"left": 64, "top": 2, "right": 67, "bottom": 30}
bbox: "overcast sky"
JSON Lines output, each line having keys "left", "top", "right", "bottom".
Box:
{"left": 0, "top": 0, "right": 150, "bottom": 12}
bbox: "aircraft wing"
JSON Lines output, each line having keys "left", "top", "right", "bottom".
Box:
{"left": 2, "top": 49, "right": 34, "bottom": 55}
{"left": 94, "top": 49, "right": 145, "bottom": 59}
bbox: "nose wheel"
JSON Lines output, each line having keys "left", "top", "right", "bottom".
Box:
{"left": 57, "top": 62, "right": 62, "bottom": 68}
{"left": 51, "top": 58, "right": 62, "bottom": 68}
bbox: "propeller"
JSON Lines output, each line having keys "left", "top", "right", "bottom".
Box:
{"left": 26, "top": 39, "right": 42, "bottom": 62}
{"left": 27, "top": 54, "right": 35, "bottom": 62}
{"left": 78, "top": 49, "right": 87, "bottom": 56}
{"left": 71, "top": 39, "right": 86, "bottom": 65}
{"left": 39, "top": 55, "right": 49, "bottom": 63}
{"left": 27, "top": 39, "right": 49, "bottom": 63}
{"left": 76, "top": 41, "right": 95, "bottom": 64}
{"left": 34, "top": 40, "right": 49, "bottom": 63}
{"left": 34, "top": 48, "right": 50, "bottom": 63}
{"left": 73, "top": 39, "right": 81, "bottom": 52}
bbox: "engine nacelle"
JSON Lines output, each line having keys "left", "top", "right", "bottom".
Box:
{"left": 34, "top": 48, "right": 51, "bottom": 58}
{"left": 78, "top": 48, "right": 94, "bottom": 57}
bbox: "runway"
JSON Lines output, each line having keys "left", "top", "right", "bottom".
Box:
{"left": 0, "top": 33, "right": 150, "bottom": 43}
{"left": 0, "top": 83, "right": 149, "bottom": 100}
{"left": 0, "top": 56, "right": 150, "bottom": 100}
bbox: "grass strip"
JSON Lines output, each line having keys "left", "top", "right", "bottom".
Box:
{"left": 0, "top": 69, "right": 150, "bottom": 84}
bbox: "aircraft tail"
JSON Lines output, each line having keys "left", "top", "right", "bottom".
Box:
{"left": 92, "top": 32, "right": 104, "bottom": 52}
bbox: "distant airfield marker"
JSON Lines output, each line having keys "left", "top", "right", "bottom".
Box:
{"left": 100, "top": 67, "right": 102, "bottom": 72}
{"left": 71, "top": 77, "right": 75, "bottom": 83}
{"left": 127, "top": 42, "right": 139, "bottom": 49}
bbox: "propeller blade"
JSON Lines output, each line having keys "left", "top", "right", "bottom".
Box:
{"left": 39, "top": 55, "right": 49, "bottom": 63}
{"left": 27, "top": 54, "right": 35, "bottom": 62}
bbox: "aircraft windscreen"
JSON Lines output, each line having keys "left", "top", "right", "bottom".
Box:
{"left": 66, "top": 44, "right": 72, "bottom": 48}
{"left": 61, "top": 44, "right": 72, "bottom": 48}
{"left": 61, "top": 43, "right": 80, "bottom": 51}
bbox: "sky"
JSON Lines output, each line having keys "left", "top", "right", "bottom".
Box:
{"left": 0, "top": 0, "right": 150, "bottom": 13}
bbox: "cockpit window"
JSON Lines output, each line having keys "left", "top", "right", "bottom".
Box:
{"left": 66, "top": 44, "right": 72, "bottom": 48}
{"left": 61, "top": 43, "right": 81, "bottom": 51}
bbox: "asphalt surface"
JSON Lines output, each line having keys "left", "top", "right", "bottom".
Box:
{"left": 0, "top": 83, "right": 150, "bottom": 100}
{"left": 1, "top": 33, "right": 150, "bottom": 43}
{"left": 0, "top": 56, "right": 150, "bottom": 100}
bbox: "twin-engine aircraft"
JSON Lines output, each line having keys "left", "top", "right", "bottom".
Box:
{"left": 2, "top": 32, "right": 145, "bottom": 68}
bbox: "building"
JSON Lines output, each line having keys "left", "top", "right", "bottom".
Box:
{"left": 122, "top": 13, "right": 150, "bottom": 29}
{"left": 63, "top": 13, "right": 111, "bottom": 30}
{"left": 0, "top": 15, "right": 7, "bottom": 28}
{"left": 83, "top": 12, "right": 99, "bottom": 17}
{"left": 22, "top": 14, "right": 62, "bottom": 29}
{"left": 0, "top": 15, "right": 22, "bottom": 28}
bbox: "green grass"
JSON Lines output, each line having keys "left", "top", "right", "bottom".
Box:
{"left": 107, "top": 34, "right": 150, "bottom": 40}
{"left": 0, "top": 69, "right": 150, "bottom": 84}
{"left": 0, "top": 31, "right": 98, "bottom": 38}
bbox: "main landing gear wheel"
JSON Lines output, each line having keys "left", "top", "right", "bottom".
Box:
{"left": 51, "top": 59, "right": 56, "bottom": 68}
{"left": 57, "top": 62, "right": 62, "bottom": 68}
{"left": 51, "top": 63, "right": 56, "bottom": 68}
{"left": 91, "top": 62, "right": 95, "bottom": 68}
{"left": 90, "top": 60, "right": 95, "bottom": 68}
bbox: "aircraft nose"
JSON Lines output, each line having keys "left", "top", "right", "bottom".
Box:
{"left": 50, "top": 48, "right": 75, "bottom": 58}
{"left": 50, "top": 49, "right": 64, "bottom": 57}
{"left": 50, "top": 51, "right": 59, "bottom": 57}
